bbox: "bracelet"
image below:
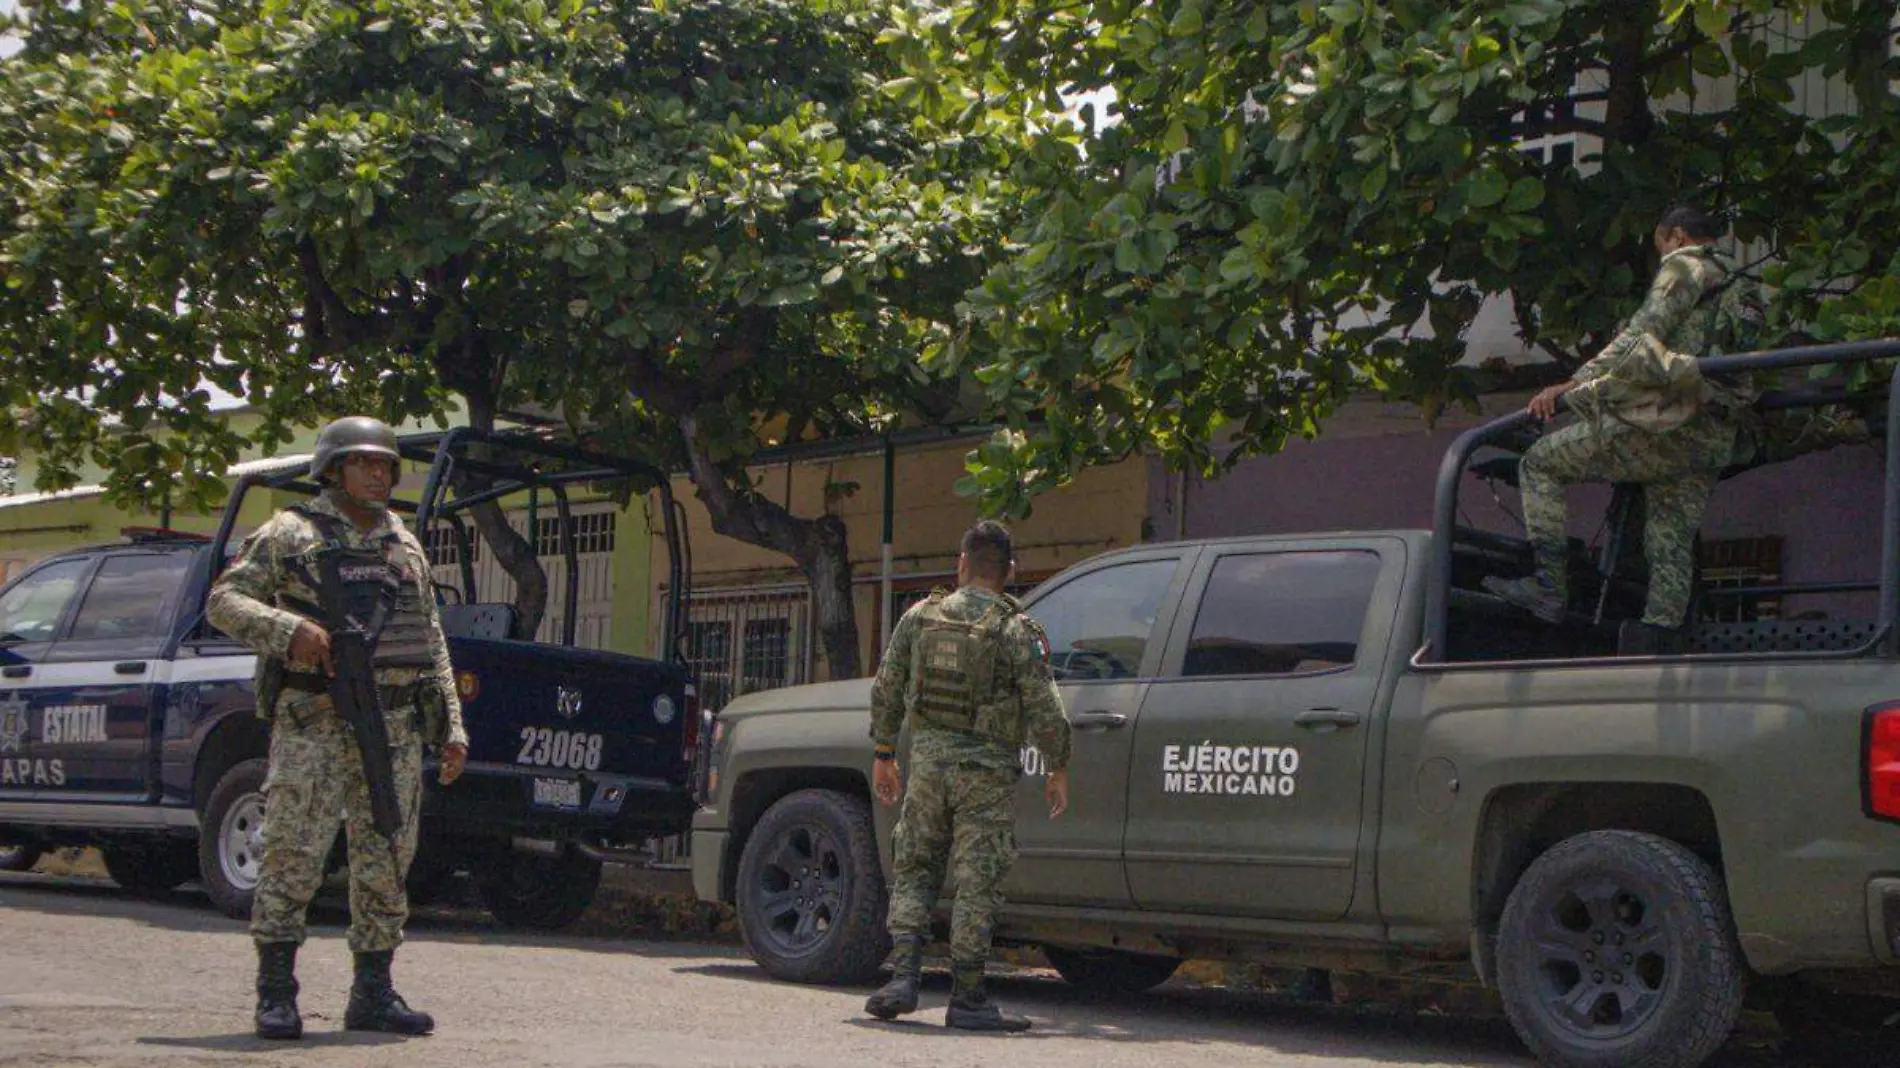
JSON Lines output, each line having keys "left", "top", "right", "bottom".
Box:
{"left": 873, "top": 749, "right": 897, "bottom": 762}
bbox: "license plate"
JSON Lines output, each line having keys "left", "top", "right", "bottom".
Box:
{"left": 531, "top": 776, "right": 583, "bottom": 810}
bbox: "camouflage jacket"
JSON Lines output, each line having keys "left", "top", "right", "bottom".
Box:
{"left": 1569, "top": 245, "right": 1761, "bottom": 432}
{"left": 870, "top": 586, "right": 1072, "bottom": 773}
{"left": 205, "top": 493, "right": 468, "bottom": 748}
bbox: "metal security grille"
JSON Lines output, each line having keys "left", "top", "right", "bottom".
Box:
{"left": 1699, "top": 536, "right": 1784, "bottom": 623}
{"left": 534, "top": 511, "right": 615, "bottom": 556}
{"left": 681, "top": 585, "right": 812, "bottom": 714}
{"left": 425, "top": 503, "right": 619, "bottom": 650}
{"left": 423, "top": 524, "right": 480, "bottom": 568}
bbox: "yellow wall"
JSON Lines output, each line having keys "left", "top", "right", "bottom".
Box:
{"left": 649, "top": 435, "right": 1150, "bottom": 678}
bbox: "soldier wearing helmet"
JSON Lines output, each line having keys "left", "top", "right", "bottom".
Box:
{"left": 207, "top": 416, "right": 468, "bottom": 1041}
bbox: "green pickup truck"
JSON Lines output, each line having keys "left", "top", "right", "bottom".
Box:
{"left": 690, "top": 340, "right": 1900, "bottom": 1068}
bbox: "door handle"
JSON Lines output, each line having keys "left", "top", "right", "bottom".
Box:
{"left": 114, "top": 661, "right": 149, "bottom": 675}
{"left": 1294, "top": 708, "right": 1362, "bottom": 730}
{"left": 0, "top": 665, "right": 29, "bottom": 679}
{"left": 1070, "top": 711, "right": 1129, "bottom": 730}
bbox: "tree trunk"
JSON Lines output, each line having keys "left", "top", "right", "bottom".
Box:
{"left": 679, "top": 412, "right": 862, "bottom": 680}
{"left": 460, "top": 391, "right": 549, "bottom": 641}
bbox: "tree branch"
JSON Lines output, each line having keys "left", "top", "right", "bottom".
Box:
{"left": 295, "top": 238, "right": 372, "bottom": 354}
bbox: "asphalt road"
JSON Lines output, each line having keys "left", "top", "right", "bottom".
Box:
{"left": 0, "top": 872, "right": 1803, "bottom": 1068}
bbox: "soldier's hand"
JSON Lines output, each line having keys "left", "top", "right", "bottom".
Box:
{"left": 288, "top": 621, "right": 334, "bottom": 676}
{"left": 873, "top": 758, "right": 902, "bottom": 806}
{"left": 1045, "top": 768, "right": 1069, "bottom": 819}
{"left": 1528, "top": 382, "right": 1574, "bottom": 421}
{"left": 439, "top": 744, "right": 467, "bottom": 785}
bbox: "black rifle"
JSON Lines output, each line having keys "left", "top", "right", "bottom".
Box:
{"left": 296, "top": 544, "right": 406, "bottom": 846}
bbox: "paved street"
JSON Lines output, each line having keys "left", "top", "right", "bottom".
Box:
{"left": 0, "top": 872, "right": 1798, "bottom": 1068}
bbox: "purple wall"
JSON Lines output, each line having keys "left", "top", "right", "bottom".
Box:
{"left": 1148, "top": 428, "right": 1884, "bottom": 620}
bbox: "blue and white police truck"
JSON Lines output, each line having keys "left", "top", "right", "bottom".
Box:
{"left": 0, "top": 430, "right": 704, "bottom": 930}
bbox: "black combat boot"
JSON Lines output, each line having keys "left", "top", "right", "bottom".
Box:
{"left": 253, "top": 941, "right": 303, "bottom": 1041}
{"left": 344, "top": 950, "right": 435, "bottom": 1035}
{"left": 865, "top": 934, "right": 925, "bottom": 1020}
{"left": 944, "top": 960, "right": 1031, "bottom": 1032}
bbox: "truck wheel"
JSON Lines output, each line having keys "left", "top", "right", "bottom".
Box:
{"left": 476, "top": 851, "right": 601, "bottom": 930}
{"left": 735, "top": 788, "right": 888, "bottom": 985}
{"left": 1042, "top": 945, "right": 1181, "bottom": 994}
{"left": 101, "top": 842, "right": 197, "bottom": 896}
{"left": 199, "top": 758, "right": 268, "bottom": 918}
{"left": 1497, "top": 830, "right": 1742, "bottom": 1068}
{"left": 0, "top": 844, "right": 43, "bottom": 872}
{"left": 1771, "top": 980, "right": 1900, "bottom": 1061}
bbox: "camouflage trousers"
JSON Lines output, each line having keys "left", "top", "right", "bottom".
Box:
{"left": 251, "top": 697, "right": 422, "bottom": 953}
{"left": 886, "top": 760, "right": 1019, "bottom": 964}
{"left": 1521, "top": 413, "right": 1737, "bottom": 627}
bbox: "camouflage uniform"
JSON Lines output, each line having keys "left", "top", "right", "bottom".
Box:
{"left": 868, "top": 586, "right": 1070, "bottom": 1016}
{"left": 206, "top": 492, "right": 466, "bottom": 952}
{"left": 1511, "top": 245, "right": 1760, "bottom": 628}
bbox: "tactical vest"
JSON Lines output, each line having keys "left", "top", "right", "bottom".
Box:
{"left": 908, "top": 591, "right": 1025, "bottom": 747}
{"left": 282, "top": 505, "right": 434, "bottom": 671}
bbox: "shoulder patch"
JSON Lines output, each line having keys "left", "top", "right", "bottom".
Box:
{"left": 1020, "top": 617, "right": 1052, "bottom": 663}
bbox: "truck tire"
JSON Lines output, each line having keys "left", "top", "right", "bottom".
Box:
{"left": 1497, "top": 830, "right": 1743, "bottom": 1068}
{"left": 1042, "top": 945, "right": 1181, "bottom": 994}
{"left": 199, "top": 758, "right": 269, "bottom": 918}
{"left": 1770, "top": 980, "right": 1900, "bottom": 1061}
{"left": 101, "top": 842, "right": 197, "bottom": 896}
{"left": 735, "top": 788, "right": 889, "bottom": 986}
{"left": 476, "top": 851, "right": 601, "bottom": 930}
{"left": 0, "top": 844, "right": 43, "bottom": 872}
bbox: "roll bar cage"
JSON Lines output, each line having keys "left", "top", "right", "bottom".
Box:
{"left": 1422, "top": 338, "right": 1900, "bottom": 664}
{"left": 206, "top": 428, "right": 688, "bottom": 663}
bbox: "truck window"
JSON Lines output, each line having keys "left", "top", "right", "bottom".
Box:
{"left": 0, "top": 558, "right": 92, "bottom": 644}
{"left": 1028, "top": 558, "right": 1177, "bottom": 680}
{"left": 66, "top": 553, "right": 195, "bottom": 641}
{"left": 1182, "top": 551, "right": 1381, "bottom": 677}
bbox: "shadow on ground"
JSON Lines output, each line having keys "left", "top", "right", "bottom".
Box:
{"left": 0, "top": 872, "right": 1835, "bottom": 1068}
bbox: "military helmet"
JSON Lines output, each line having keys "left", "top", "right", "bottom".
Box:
{"left": 309, "top": 416, "right": 401, "bottom": 483}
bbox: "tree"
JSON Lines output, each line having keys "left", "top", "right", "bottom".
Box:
{"left": 0, "top": 0, "right": 1020, "bottom": 676}
{"left": 888, "top": 0, "right": 1900, "bottom": 515}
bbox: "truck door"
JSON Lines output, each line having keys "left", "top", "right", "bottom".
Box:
{"left": 0, "top": 556, "right": 96, "bottom": 798}
{"left": 1123, "top": 539, "right": 1404, "bottom": 921}
{"left": 1004, "top": 549, "right": 1194, "bottom": 909}
{"left": 38, "top": 551, "right": 197, "bottom": 800}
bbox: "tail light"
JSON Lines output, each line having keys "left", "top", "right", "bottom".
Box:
{"left": 682, "top": 684, "right": 701, "bottom": 760}
{"left": 1863, "top": 702, "right": 1900, "bottom": 823}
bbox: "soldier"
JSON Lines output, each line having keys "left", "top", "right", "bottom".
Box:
{"left": 207, "top": 416, "right": 468, "bottom": 1041}
{"left": 863, "top": 520, "right": 1072, "bottom": 1032}
{"left": 1484, "top": 205, "right": 1762, "bottom": 648}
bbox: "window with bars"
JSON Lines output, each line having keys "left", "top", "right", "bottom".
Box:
{"left": 423, "top": 525, "right": 479, "bottom": 568}
{"left": 1698, "top": 536, "right": 1784, "bottom": 623}
{"left": 679, "top": 587, "right": 811, "bottom": 713}
{"left": 533, "top": 511, "right": 615, "bottom": 557}
{"left": 741, "top": 618, "right": 792, "bottom": 692}
{"left": 686, "top": 619, "right": 735, "bottom": 712}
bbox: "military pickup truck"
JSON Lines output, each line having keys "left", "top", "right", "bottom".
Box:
{"left": 693, "top": 339, "right": 1900, "bottom": 1068}
{"left": 0, "top": 430, "right": 702, "bottom": 930}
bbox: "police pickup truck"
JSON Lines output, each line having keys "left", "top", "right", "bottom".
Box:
{"left": 693, "top": 339, "right": 1900, "bottom": 1068}
{"left": 0, "top": 429, "right": 701, "bottom": 930}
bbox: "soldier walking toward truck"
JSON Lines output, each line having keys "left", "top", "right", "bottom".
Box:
{"left": 863, "top": 521, "right": 1072, "bottom": 1031}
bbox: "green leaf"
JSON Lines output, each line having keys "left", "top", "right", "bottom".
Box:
{"left": 1361, "top": 165, "right": 1389, "bottom": 201}
{"left": 1503, "top": 176, "right": 1544, "bottom": 213}
{"left": 1464, "top": 168, "right": 1508, "bottom": 209}
{"left": 1162, "top": 118, "right": 1189, "bottom": 156}
{"left": 760, "top": 281, "right": 820, "bottom": 307}
{"left": 1693, "top": 3, "right": 1728, "bottom": 39}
